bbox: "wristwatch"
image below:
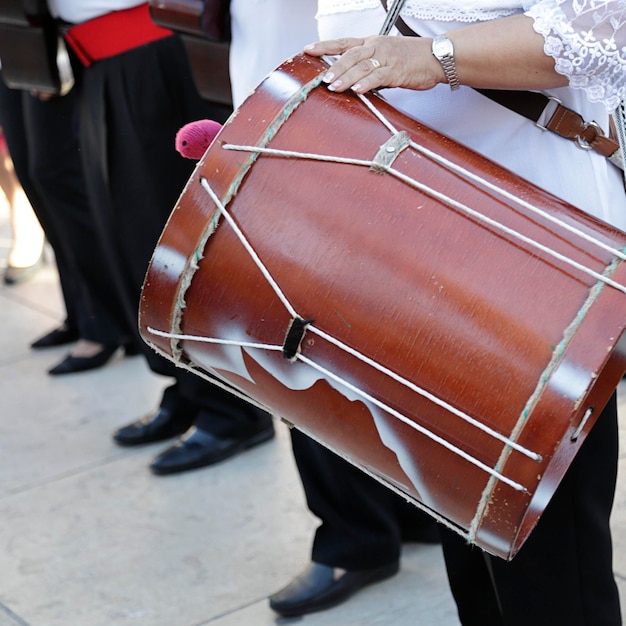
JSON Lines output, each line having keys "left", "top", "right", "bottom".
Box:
{"left": 431, "top": 34, "right": 460, "bottom": 91}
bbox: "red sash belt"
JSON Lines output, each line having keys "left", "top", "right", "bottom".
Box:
{"left": 64, "top": 3, "right": 173, "bottom": 67}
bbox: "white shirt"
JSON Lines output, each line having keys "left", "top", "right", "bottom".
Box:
{"left": 229, "top": 0, "right": 318, "bottom": 108}
{"left": 48, "top": 0, "right": 144, "bottom": 23}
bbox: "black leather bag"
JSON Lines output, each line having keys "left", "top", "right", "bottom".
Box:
{"left": 0, "top": 0, "right": 73, "bottom": 94}
{"left": 200, "top": 0, "right": 230, "bottom": 42}
{"left": 149, "top": 0, "right": 232, "bottom": 106}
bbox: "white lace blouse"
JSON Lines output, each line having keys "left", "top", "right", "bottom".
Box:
{"left": 317, "top": 0, "right": 626, "bottom": 111}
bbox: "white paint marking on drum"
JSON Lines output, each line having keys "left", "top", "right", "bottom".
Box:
{"left": 147, "top": 324, "right": 537, "bottom": 471}
{"left": 309, "top": 325, "right": 541, "bottom": 461}
{"left": 296, "top": 353, "right": 528, "bottom": 493}
{"left": 148, "top": 334, "right": 475, "bottom": 543}
{"left": 292, "top": 420, "right": 471, "bottom": 541}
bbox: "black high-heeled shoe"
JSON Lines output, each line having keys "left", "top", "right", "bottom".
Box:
{"left": 31, "top": 325, "right": 80, "bottom": 349}
{"left": 48, "top": 344, "right": 123, "bottom": 375}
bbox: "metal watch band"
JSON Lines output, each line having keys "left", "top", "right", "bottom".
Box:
{"left": 432, "top": 35, "right": 460, "bottom": 91}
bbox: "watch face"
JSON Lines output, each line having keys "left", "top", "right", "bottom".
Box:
{"left": 433, "top": 37, "right": 453, "bottom": 58}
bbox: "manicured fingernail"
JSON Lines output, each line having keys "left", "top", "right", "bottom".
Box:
{"left": 304, "top": 43, "right": 315, "bottom": 50}
{"left": 327, "top": 80, "right": 342, "bottom": 92}
{"left": 323, "top": 71, "right": 334, "bottom": 83}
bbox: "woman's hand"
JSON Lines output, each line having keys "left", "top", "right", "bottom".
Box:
{"left": 304, "top": 35, "right": 444, "bottom": 94}
{"left": 304, "top": 15, "right": 568, "bottom": 95}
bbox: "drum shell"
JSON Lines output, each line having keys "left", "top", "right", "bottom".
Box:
{"left": 140, "top": 54, "right": 626, "bottom": 559}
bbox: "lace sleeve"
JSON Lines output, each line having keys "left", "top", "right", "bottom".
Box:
{"left": 524, "top": 0, "right": 626, "bottom": 110}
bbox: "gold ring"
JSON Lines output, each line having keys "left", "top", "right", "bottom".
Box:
{"left": 369, "top": 57, "right": 381, "bottom": 70}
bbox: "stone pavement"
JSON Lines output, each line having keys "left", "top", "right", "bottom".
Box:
{"left": 0, "top": 201, "right": 624, "bottom": 626}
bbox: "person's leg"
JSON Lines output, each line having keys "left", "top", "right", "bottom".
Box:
{"left": 0, "top": 75, "right": 77, "bottom": 335}
{"left": 489, "top": 394, "right": 621, "bottom": 626}
{"left": 74, "top": 38, "right": 270, "bottom": 465}
{"left": 269, "top": 429, "right": 438, "bottom": 617}
{"left": 0, "top": 140, "right": 45, "bottom": 279}
{"left": 76, "top": 37, "right": 228, "bottom": 341}
{"left": 439, "top": 530, "right": 504, "bottom": 626}
{"left": 441, "top": 395, "right": 621, "bottom": 626}
{"left": 23, "top": 89, "right": 134, "bottom": 366}
{"left": 294, "top": 431, "right": 420, "bottom": 569}
{"left": 148, "top": 372, "right": 274, "bottom": 475}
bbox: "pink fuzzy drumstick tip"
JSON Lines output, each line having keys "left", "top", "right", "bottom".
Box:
{"left": 175, "top": 119, "right": 223, "bottom": 160}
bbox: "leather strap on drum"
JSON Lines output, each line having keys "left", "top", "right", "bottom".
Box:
{"left": 380, "top": 0, "right": 622, "bottom": 168}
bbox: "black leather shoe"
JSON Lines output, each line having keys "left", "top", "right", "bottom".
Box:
{"left": 269, "top": 561, "right": 400, "bottom": 617}
{"left": 123, "top": 342, "right": 142, "bottom": 356}
{"left": 149, "top": 423, "right": 275, "bottom": 475}
{"left": 31, "top": 325, "right": 79, "bottom": 349}
{"left": 112, "top": 406, "right": 196, "bottom": 447}
{"left": 48, "top": 344, "right": 123, "bottom": 375}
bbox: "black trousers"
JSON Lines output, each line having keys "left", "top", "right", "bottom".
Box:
{"left": 440, "top": 394, "right": 621, "bottom": 626}
{"left": 73, "top": 34, "right": 268, "bottom": 436}
{"left": 0, "top": 74, "right": 129, "bottom": 345}
{"left": 291, "top": 428, "right": 438, "bottom": 570}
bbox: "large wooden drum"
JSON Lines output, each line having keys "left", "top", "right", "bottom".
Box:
{"left": 139, "top": 53, "right": 626, "bottom": 559}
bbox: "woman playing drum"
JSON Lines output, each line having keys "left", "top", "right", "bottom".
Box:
{"left": 302, "top": 1, "right": 625, "bottom": 624}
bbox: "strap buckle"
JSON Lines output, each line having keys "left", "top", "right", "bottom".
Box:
{"left": 576, "top": 120, "right": 605, "bottom": 150}
{"left": 536, "top": 96, "right": 621, "bottom": 162}
{"left": 534, "top": 96, "right": 563, "bottom": 132}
